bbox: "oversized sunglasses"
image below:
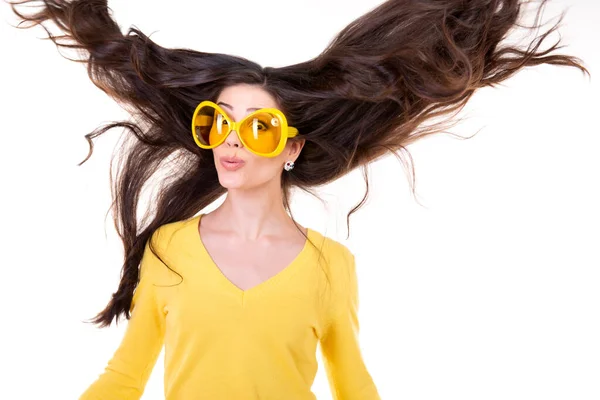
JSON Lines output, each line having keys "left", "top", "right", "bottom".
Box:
{"left": 191, "top": 101, "right": 299, "bottom": 158}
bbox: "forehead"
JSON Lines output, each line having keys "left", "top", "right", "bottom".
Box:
{"left": 216, "top": 84, "right": 278, "bottom": 110}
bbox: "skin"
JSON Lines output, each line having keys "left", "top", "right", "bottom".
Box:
{"left": 198, "top": 83, "right": 308, "bottom": 291}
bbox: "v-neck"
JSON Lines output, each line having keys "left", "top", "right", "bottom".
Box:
{"left": 191, "top": 213, "right": 313, "bottom": 299}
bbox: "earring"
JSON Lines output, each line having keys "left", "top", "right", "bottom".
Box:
{"left": 284, "top": 161, "right": 295, "bottom": 171}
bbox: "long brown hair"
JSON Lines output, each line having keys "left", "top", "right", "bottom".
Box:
{"left": 9, "top": 0, "right": 589, "bottom": 327}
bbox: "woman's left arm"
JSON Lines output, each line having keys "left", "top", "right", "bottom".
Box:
{"left": 320, "top": 251, "right": 381, "bottom": 400}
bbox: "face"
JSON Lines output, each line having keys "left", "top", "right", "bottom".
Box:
{"left": 211, "top": 84, "right": 304, "bottom": 190}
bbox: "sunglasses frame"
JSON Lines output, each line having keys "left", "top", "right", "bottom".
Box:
{"left": 191, "top": 100, "right": 299, "bottom": 158}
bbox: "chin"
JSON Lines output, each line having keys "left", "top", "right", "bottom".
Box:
{"left": 217, "top": 174, "right": 248, "bottom": 190}
{"left": 217, "top": 171, "right": 273, "bottom": 191}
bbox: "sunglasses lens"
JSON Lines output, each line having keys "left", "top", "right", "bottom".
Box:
{"left": 239, "top": 112, "right": 282, "bottom": 154}
{"left": 193, "top": 104, "right": 287, "bottom": 155}
{"left": 193, "top": 104, "right": 229, "bottom": 146}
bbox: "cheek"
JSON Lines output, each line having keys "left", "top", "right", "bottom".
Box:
{"left": 248, "top": 157, "right": 284, "bottom": 180}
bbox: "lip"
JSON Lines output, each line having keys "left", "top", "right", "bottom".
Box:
{"left": 219, "top": 156, "right": 246, "bottom": 171}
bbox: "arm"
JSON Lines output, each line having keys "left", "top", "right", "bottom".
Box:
{"left": 320, "top": 251, "right": 380, "bottom": 400}
{"left": 79, "top": 234, "right": 167, "bottom": 400}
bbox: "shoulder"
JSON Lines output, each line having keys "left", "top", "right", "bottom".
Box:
{"left": 140, "top": 216, "right": 198, "bottom": 282}
{"left": 309, "top": 229, "right": 356, "bottom": 280}
{"left": 310, "top": 231, "right": 358, "bottom": 324}
{"left": 309, "top": 228, "right": 354, "bottom": 260}
{"left": 148, "top": 215, "right": 199, "bottom": 251}
{"left": 141, "top": 215, "right": 199, "bottom": 278}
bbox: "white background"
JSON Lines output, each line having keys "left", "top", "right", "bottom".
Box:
{"left": 1, "top": 0, "right": 598, "bottom": 399}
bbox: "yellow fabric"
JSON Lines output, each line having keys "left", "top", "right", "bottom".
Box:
{"left": 79, "top": 213, "right": 380, "bottom": 399}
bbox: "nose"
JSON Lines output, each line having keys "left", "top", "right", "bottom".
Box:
{"left": 224, "top": 125, "right": 243, "bottom": 149}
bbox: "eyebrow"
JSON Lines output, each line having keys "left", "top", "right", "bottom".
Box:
{"left": 217, "top": 101, "right": 262, "bottom": 112}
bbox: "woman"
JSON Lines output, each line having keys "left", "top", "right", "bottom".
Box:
{"left": 9, "top": 0, "right": 589, "bottom": 399}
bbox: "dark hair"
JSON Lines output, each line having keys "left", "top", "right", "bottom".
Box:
{"left": 9, "top": 0, "right": 589, "bottom": 327}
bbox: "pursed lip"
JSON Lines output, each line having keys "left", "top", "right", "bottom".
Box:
{"left": 220, "top": 155, "right": 245, "bottom": 164}
{"left": 219, "top": 155, "right": 246, "bottom": 171}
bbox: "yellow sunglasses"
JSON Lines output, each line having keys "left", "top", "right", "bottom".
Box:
{"left": 191, "top": 100, "right": 299, "bottom": 158}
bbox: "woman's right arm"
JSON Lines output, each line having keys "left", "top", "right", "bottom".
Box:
{"left": 79, "top": 234, "right": 167, "bottom": 400}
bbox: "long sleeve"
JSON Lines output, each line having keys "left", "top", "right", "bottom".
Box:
{"left": 320, "top": 251, "right": 380, "bottom": 400}
{"left": 79, "top": 233, "right": 167, "bottom": 400}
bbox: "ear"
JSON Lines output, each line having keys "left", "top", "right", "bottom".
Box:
{"left": 286, "top": 139, "right": 305, "bottom": 161}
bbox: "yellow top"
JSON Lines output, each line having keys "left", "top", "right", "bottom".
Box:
{"left": 80, "top": 213, "right": 380, "bottom": 399}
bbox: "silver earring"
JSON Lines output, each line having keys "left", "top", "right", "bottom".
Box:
{"left": 284, "top": 161, "right": 295, "bottom": 171}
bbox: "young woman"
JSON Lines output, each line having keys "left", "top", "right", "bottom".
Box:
{"left": 9, "top": 0, "right": 588, "bottom": 399}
